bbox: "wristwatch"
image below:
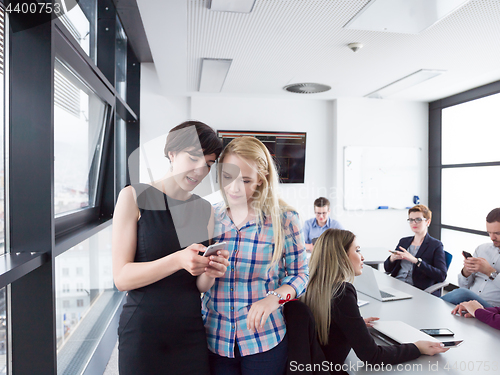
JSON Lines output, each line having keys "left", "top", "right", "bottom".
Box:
{"left": 489, "top": 271, "right": 498, "bottom": 281}
{"left": 416, "top": 258, "right": 423, "bottom": 267}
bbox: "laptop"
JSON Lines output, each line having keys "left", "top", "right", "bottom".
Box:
{"left": 372, "top": 321, "right": 439, "bottom": 344}
{"left": 353, "top": 265, "right": 412, "bottom": 302}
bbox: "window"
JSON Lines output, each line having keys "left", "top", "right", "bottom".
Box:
{"left": 62, "top": 284, "right": 70, "bottom": 293}
{"left": 59, "top": 0, "right": 97, "bottom": 61}
{"left": 116, "top": 16, "right": 127, "bottom": 101}
{"left": 62, "top": 267, "right": 69, "bottom": 276}
{"left": 0, "top": 4, "right": 6, "bottom": 255}
{"left": 55, "top": 225, "right": 120, "bottom": 374}
{"left": 430, "top": 83, "right": 500, "bottom": 286}
{"left": 54, "top": 59, "right": 109, "bottom": 216}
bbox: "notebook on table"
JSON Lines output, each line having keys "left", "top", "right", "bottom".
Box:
{"left": 354, "top": 265, "right": 412, "bottom": 302}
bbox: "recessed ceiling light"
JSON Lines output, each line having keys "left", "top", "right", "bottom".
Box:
{"left": 366, "top": 69, "right": 446, "bottom": 98}
{"left": 208, "top": 0, "right": 256, "bottom": 13}
{"left": 284, "top": 83, "right": 331, "bottom": 94}
{"left": 345, "top": 0, "right": 470, "bottom": 34}
{"left": 199, "top": 59, "right": 233, "bottom": 93}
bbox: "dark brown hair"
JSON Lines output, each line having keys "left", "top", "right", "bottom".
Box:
{"left": 486, "top": 208, "right": 500, "bottom": 223}
{"left": 164, "top": 121, "right": 222, "bottom": 161}
{"left": 314, "top": 197, "right": 330, "bottom": 208}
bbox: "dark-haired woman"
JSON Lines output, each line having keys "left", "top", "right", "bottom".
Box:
{"left": 113, "top": 121, "right": 229, "bottom": 374}
{"left": 300, "top": 229, "right": 448, "bottom": 374}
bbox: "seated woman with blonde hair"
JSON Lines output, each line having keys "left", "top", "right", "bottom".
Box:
{"left": 301, "top": 229, "right": 448, "bottom": 373}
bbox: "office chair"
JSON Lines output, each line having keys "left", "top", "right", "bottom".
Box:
{"left": 424, "top": 251, "right": 453, "bottom": 296}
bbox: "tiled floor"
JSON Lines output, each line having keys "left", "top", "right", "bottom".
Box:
{"left": 103, "top": 342, "right": 118, "bottom": 375}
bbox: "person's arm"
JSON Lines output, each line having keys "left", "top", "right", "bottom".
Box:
{"left": 475, "top": 307, "right": 500, "bottom": 330}
{"left": 333, "top": 284, "right": 421, "bottom": 365}
{"left": 458, "top": 248, "right": 478, "bottom": 287}
{"left": 112, "top": 186, "right": 210, "bottom": 291}
{"left": 416, "top": 242, "right": 447, "bottom": 282}
{"left": 384, "top": 240, "right": 403, "bottom": 272}
{"left": 247, "top": 211, "right": 308, "bottom": 332}
{"left": 303, "top": 219, "right": 313, "bottom": 252}
{"left": 196, "top": 207, "right": 230, "bottom": 292}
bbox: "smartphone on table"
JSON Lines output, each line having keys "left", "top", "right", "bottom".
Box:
{"left": 203, "top": 242, "right": 227, "bottom": 257}
{"left": 420, "top": 328, "right": 454, "bottom": 337}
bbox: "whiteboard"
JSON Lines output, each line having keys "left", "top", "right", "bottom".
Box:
{"left": 344, "top": 146, "right": 421, "bottom": 210}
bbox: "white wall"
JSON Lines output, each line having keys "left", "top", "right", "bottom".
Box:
{"left": 334, "top": 98, "right": 429, "bottom": 248}
{"left": 190, "top": 96, "right": 333, "bottom": 220}
{"left": 140, "top": 63, "right": 430, "bottom": 249}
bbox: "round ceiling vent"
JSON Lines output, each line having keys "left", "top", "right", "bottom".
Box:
{"left": 283, "top": 83, "right": 331, "bottom": 94}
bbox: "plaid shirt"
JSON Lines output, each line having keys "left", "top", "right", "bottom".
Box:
{"left": 202, "top": 202, "right": 309, "bottom": 357}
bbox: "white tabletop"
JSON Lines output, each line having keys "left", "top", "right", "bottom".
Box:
{"left": 344, "top": 269, "right": 500, "bottom": 375}
{"left": 361, "top": 247, "right": 391, "bottom": 265}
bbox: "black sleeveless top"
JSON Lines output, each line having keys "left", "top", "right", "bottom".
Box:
{"left": 118, "top": 183, "right": 211, "bottom": 375}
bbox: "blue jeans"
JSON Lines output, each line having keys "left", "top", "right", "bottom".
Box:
{"left": 209, "top": 335, "right": 288, "bottom": 375}
{"left": 441, "top": 288, "right": 492, "bottom": 308}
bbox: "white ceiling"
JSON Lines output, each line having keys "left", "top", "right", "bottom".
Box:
{"left": 137, "top": 0, "right": 500, "bottom": 102}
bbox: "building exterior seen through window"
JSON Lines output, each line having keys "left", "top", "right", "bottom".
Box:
{"left": 54, "top": 59, "right": 109, "bottom": 216}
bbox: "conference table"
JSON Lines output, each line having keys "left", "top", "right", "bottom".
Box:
{"left": 360, "top": 247, "right": 391, "bottom": 270}
{"left": 344, "top": 269, "right": 500, "bottom": 375}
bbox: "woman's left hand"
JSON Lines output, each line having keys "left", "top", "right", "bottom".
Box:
{"left": 247, "top": 295, "right": 280, "bottom": 332}
{"left": 363, "top": 316, "right": 380, "bottom": 327}
{"left": 396, "top": 246, "right": 418, "bottom": 264}
{"left": 204, "top": 250, "right": 230, "bottom": 279}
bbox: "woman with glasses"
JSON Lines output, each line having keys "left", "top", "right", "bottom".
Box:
{"left": 384, "top": 205, "right": 448, "bottom": 296}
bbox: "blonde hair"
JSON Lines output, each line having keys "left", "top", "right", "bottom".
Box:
{"left": 301, "top": 229, "right": 356, "bottom": 345}
{"left": 218, "top": 136, "right": 294, "bottom": 266}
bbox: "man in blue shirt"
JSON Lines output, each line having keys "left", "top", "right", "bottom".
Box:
{"left": 303, "top": 197, "right": 343, "bottom": 252}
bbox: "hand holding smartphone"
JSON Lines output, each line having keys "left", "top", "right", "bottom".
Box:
{"left": 441, "top": 340, "right": 463, "bottom": 348}
{"left": 203, "top": 242, "right": 227, "bottom": 257}
{"left": 462, "top": 251, "right": 473, "bottom": 259}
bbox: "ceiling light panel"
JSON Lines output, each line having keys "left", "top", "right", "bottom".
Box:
{"left": 208, "top": 0, "right": 256, "bottom": 13}
{"left": 199, "top": 58, "right": 233, "bottom": 92}
{"left": 345, "top": 0, "right": 471, "bottom": 34}
{"left": 366, "top": 69, "right": 446, "bottom": 98}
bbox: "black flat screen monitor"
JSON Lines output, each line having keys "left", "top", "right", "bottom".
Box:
{"left": 217, "top": 131, "right": 306, "bottom": 183}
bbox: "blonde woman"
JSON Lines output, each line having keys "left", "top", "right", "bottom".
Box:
{"left": 202, "top": 136, "right": 308, "bottom": 375}
{"left": 302, "top": 229, "right": 448, "bottom": 373}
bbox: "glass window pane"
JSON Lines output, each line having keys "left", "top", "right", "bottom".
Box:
{"left": 59, "top": 0, "right": 97, "bottom": 61}
{"left": 441, "top": 229, "right": 490, "bottom": 286}
{"left": 442, "top": 93, "right": 500, "bottom": 165}
{"left": 55, "top": 226, "right": 121, "bottom": 374}
{"left": 54, "top": 59, "right": 109, "bottom": 216}
{"left": 0, "top": 7, "right": 5, "bottom": 254}
{"left": 116, "top": 115, "right": 127, "bottom": 192}
{"left": 115, "top": 16, "right": 127, "bottom": 101}
{"left": 441, "top": 166, "right": 500, "bottom": 231}
{"left": 0, "top": 287, "right": 5, "bottom": 374}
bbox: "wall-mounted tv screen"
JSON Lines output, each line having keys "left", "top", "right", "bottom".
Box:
{"left": 217, "top": 131, "right": 306, "bottom": 183}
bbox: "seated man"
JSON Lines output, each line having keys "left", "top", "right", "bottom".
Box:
{"left": 442, "top": 208, "right": 500, "bottom": 307}
{"left": 303, "top": 197, "right": 342, "bottom": 252}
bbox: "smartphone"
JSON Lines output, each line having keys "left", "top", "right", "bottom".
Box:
{"left": 203, "top": 242, "right": 227, "bottom": 257}
{"left": 389, "top": 250, "right": 399, "bottom": 254}
{"left": 420, "top": 328, "right": 454, "bottom": 337}
{"left": 441, "top": 340, "right": 463, "bottom": 348}
{"left": 462, "top": 251, "right": 473, "bottom": 259}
